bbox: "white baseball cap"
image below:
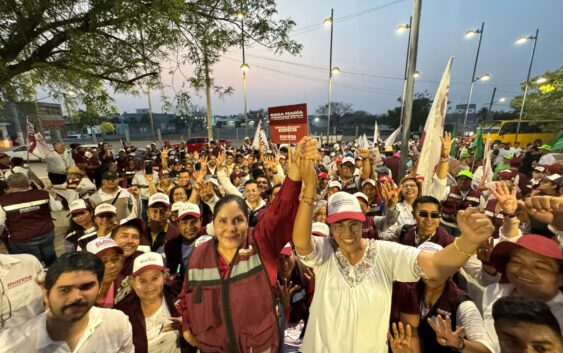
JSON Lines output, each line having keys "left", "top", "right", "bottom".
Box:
{"left": 205, "top": 177, "right": 219, "bottom": 187}
{"left": 171, "top": 201, "right": 188, "bottom": 213}
{"left": 342, "top": 156, "right": 355, "bottom": 165}
{"left": 326, "top": 192, "right": 366, "bottom": 224}
{"left": 94, "top": 203, "right": 117, "bottom": 216}
{"left": 177, "top": 202, "right": 201, "bottom": 220}
{"left": 353, "top": 192, "right": 369, "bottom": 204}
{"left": 132, "top": 252, "right": 166, "bottom": 276}
{"left": 86, "top": 238, "right": 123, "bottom": 257}
{"left": 328, "top": 180, "right": 342, "bottom": 190}
{"left": 418, "top": 242, "right": 443, "bottom": 253}
{"left": 361, "top": 179, "right": 376, "bottom": 188}
{"left": 543, "top": 174, "right": 561, "bottom": 182}
{"left": 148, "top": 193, "right": 170, "bottom": 208}
{"left": 312, "top": 222, "right": 330, "bottom": 237}
{"left": 69, "top": 199, "right": 88, "bottom": 214}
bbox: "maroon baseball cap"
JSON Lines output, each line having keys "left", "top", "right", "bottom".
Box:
{"left": 490, "top": 235, "right": 563, "bottom": 275}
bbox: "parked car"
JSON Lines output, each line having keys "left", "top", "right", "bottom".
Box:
{"left": 185, "top": 136, "right": 209, "bottom": 153}
{"left": 5, "top": 145, "right": 49, "bottom": 162}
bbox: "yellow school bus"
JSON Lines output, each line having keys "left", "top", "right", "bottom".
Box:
{"left": 478, "top": 120, "right": 560, "bottom": 146}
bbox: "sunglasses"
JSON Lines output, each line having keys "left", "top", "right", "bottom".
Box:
{"left": 417, "top": 211, "right": 440, "bottom": 219}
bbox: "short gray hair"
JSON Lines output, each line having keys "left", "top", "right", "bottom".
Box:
{"left": 7, "top": 173, "right": 30, "bottom": 188}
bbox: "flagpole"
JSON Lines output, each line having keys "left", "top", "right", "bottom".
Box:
{"left": 26, "top": 116, "right": 30, "bottom": 166}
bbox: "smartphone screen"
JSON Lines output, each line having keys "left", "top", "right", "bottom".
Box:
{"left": 144, "top": 161, "right": 153, "bottom": 175}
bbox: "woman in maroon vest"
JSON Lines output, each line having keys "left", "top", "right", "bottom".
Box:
{"left": 394, "top": 242, "right": 494, "bottom": 353}
{"left": 179, "top": 138, "right": 319, "bottom": 353}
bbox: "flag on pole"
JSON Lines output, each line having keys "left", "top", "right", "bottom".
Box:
{"left": 416, "top": 57, "right": 454, "bottom": 194}
{"left": 384, "top": 126, "right": 402, "bottom": 147}
{"left": 26, "top": 118, "right": 51, "bottom": 160}
{"left": 482, "top": 134, "right": 493, "bottom": 185}
{"left": 470, "top": 128, "right": 484, "bottom": 159}
{"left": 373, "top": 121, "right": 379, "bottom": 144}
{"left": 450, "top": 121, "right": 458, "bottom": 158}
{"left": 252, "top": 120, "right": 270, "bottom": 152}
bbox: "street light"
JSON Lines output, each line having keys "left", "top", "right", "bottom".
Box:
{"left": 397, "top": 17, "right": 413, "bottom": 128}
{"left": 331, "top": 67, "right": 341, "bottom": 75}
{"left": 413, "top": 70, "right": 421, "bottom": 79}
{"left": 514, "top": 29, "right": 539, "bottom": 144}
{"left": 534, "top": 76, "right": 547, "bottom": 84}
{"left": 462, "top": 21, "right": 485, "bottom": 135}
{"left": 325, "top": 8, "right": 335, "bottom": 138}
{"left": 476, "top": 74, "right": 490, "bottom": 81}
{"left": 236, "top": 11, "right": 245, "bottom": 20}
{"left": 499, "top": 97, "right": 506, "bottom": 103}
{"left": 239, "top": 6, "right": 249, "bottom": 139}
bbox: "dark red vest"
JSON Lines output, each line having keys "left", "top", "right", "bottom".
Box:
{"left": 181, "top": 234, "right": 280, "bottom": 353}
{"left": 0, "top": 190, "right": 53, "bottom": 243}
{"left": 441, "top": 186, "right": 481, "bottom": 223}
{"left": 399, "top": 224, "right": 454, "bottom": 248}
{"left": 362, "top": 216, "right": 379, "bottom": 240}
{"left": 416, "top": 279, "right": 471, "bottom": 353}
{"left": 339, "top": 176, "right": 360, "bottom": 194}
{"left": 484, "top": 199, "right": 503, "bottom": 239}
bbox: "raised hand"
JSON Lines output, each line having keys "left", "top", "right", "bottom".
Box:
{"left": 490, "top": 181, "right": 518, "bottom": 214}
{"left": 277, "top": 278, "right": 301, "bottom": 310}
{"left": 216, "top": 150, "right": 226, "bottom": 172}
{"left": 457, "top": 208, "right": 495, "bottom": 245}
{"left": 304, "top": 267, "right": 315, "bottom": 288}
{"left": 520, "top": 195, "right": 563, "bottom": 230}
{"left": 427, "top": 315, "right": 465, "bottom": 348}
{"left": 387, "top": 322, "right": 414, "bottom": 353}
{"left": 380, "top": 181, "right": 399, "bottom": 207}
{"left": 357, "top": 147, "right": 369, "bottom": 160}
{"left": 161, "top": 147, "right": 169, "bottom": 159}
{"left": 440, "top": 132, "right": 452, "bottom": 158}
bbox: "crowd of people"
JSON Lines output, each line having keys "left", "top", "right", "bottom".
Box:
{"left": 0, "top": 133, "right": 561, "bottom": 353}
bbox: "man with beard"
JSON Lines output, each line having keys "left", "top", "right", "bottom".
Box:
{"left": 164, "top": 202, "right": 203, "bottom": 279}
{"left": 0, "top": 251, "right": 134, "bottom": 352}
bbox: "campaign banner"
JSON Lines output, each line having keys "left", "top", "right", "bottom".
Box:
{"left": 268, "top": 103, "right": 308, "bottom": 144}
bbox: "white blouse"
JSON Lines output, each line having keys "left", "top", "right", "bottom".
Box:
{"left": 297, "top": 237, "right": 422, "bottom": 353}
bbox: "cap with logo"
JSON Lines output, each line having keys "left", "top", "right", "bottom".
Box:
{"left": 94, "top": 203, "right": 117, "bottom": 216}
{"left": 148, "top": 193, "right": 170, "bottom": 208}
{"left": 102, "top": 170, "right": 119, "bottom": 180}
{"left": 171, "top": 201, "right": 188, "bottom": 214}
{"left": 533, "top": 166, "right": 546, "bottom": 173}
{"left": 86, "top": 238, "right": 123, "bottom": 257}
{"left": 112, "top": 218, "right": 145, "bottom": 236}
{"left": 132, "top": 252, "right": 166, "bottom": 276}
{"left": 326, "top": 191, "right": 366, "bottom": 224}
{"left": 69, "top": 199, "right": 88, "bottom": 214}
{"left": 177, "top": 202, "right": 201, "bottom": 220}
{"left": 328, "top": 180, "right": 342, "bottom": 190}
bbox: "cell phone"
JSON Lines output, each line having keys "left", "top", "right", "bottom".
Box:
{"left": 144, "top": 160, "right": 153, "bottom": 175}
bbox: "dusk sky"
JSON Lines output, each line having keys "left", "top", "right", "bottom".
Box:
{"left": 110, "top": 0, "right": 563, "bottom": 117}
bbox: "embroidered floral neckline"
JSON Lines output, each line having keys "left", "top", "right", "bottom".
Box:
{"left": 334, "top": 240, "right": 377, "bottom": 287}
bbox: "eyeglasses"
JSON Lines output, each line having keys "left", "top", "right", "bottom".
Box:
{"left": 341, "top": 165, "right": 355, "bottom": 171}
{"left": 417, "top": 211, "right": 440, "bottom": 219}
{"left": 402, "top": 183, "right": 418, "bottom": 189}
{"left": 331, "top": 221, "right": 362, "bottom": 234}
{"left": 0, "top": 278, "right": 12, "bottom": 328}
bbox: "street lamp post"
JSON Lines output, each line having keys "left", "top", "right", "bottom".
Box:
{"left": 397, "top": 17, "right": 412, "bottom": 127}
{"left": 462, "top": 22, "right": 485, "bottom": 135}
{"left": 462, "top": 73, "right": 490, "bottom": 135}
{"left": 514, "top": 29, "right": 539, "bottom": 144}
{"left": 324, "top": 9, "right": 335, "bottom": 138}
{"left": 238, "top": 10, "right": 250, "bottom": 140}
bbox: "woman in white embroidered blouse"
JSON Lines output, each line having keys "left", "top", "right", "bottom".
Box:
{"left": 292, "top": 156, "right": 495, "bottom": 353}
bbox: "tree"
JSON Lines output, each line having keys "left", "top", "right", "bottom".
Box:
{"left": 0, "top": 0, "right": 301, "bottom": 115}
{"left": 381, "top": 92, "right": 432, "bottom": 130}
{"left": 316, "top": 102, "right": 353, "bottom": 132}
{"left": 510, "top": 66, "right": 563, "bottom": 121}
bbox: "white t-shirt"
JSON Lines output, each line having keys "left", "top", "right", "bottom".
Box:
{"left": 0, "top": 306, "right": 134, "bottom": 353}
{"left": 297, "top": 237, "right": 421, "bottom": 353}
{"left": 145, "top": 299, "right": 181, "bottom": 353}
{"left": 0, "top": 254, "right": 44, "bottom": 333}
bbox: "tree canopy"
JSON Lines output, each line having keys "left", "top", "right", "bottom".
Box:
{"left": 510, "top": 66, "right": 563, "bottom": 122}
{"left": 0, "top": 0, "right": 301, "bottom": 114}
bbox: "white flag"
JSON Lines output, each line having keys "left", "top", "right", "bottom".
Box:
{"left": 416, "top": 57, "right": 454, "bottom": 194}
{"left": 252, "top": 120, "right": 269, "bottom": 151}
{"left": 482, "top": 134, "right": 493, "bottom": 185}
{"left": 384, "top": 126, "right": 402, "bottom": 147}
{"left": 26, "top": 118, "right": 50, "bottom": 160}
{"left": 373, "top": 121, "right": 379, "bottom": 144}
